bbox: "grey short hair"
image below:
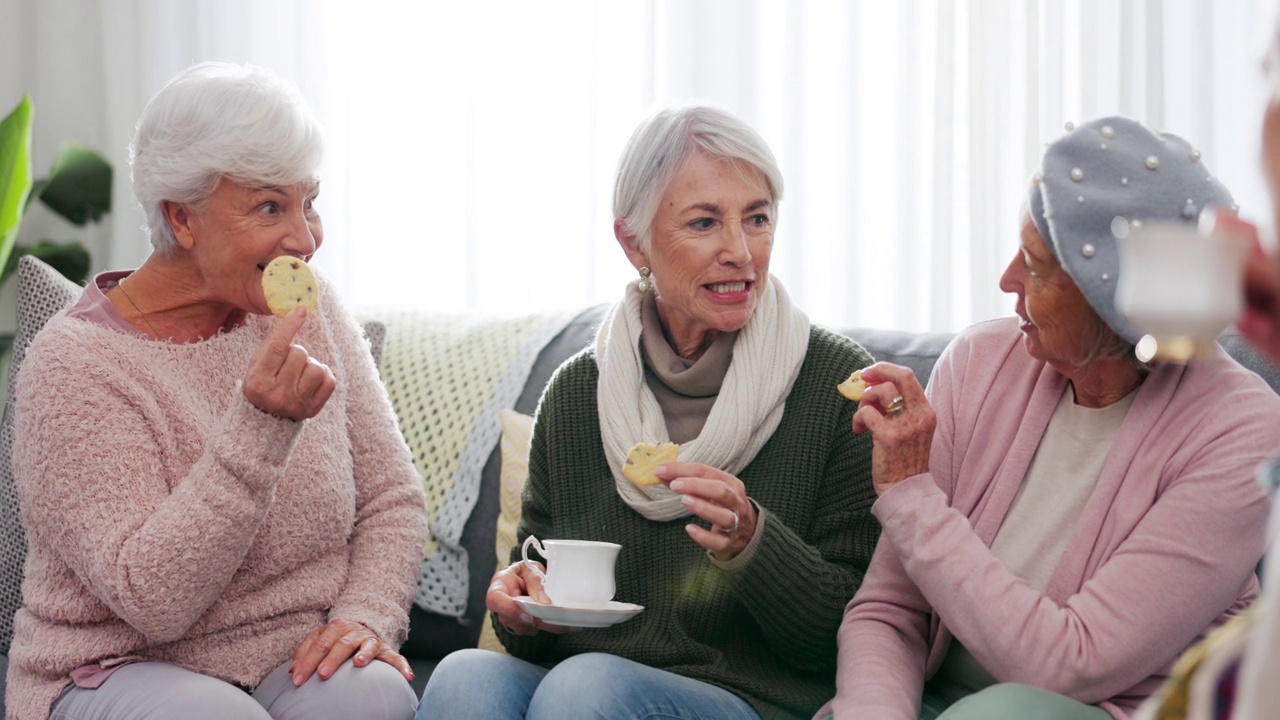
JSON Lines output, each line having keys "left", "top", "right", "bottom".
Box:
{"left": 612, "top": 104, "right": 783, "bottom": 252}
{"left": 129, "top": 61, "right": 324, "bottom": 253}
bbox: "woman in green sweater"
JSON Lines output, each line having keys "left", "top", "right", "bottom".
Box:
{"left": 418, "top": 104, "right": 879, "bottom": 720}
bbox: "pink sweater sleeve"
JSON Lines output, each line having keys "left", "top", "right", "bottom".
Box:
{"left": 823, "top": 325, "right": 970, "bottom": 720}
{"left": 826, "top": 537, "right": 933, "bottom": 719}
{"left": 320, "top": 292, "right": 427, "bottom": 646}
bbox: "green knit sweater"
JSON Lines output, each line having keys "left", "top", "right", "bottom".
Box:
{"left": 495, "top": 326, "right": 880, "bottom": 720}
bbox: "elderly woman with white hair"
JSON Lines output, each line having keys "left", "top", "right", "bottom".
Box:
{"left": 5, "top": 62, "right": 427, "bottom": 720}
{"left": 819, "top": 117, "right": 1280, "bottom": 720}
{"left": 417, "top": 105, "right": 879, "bottom": 719}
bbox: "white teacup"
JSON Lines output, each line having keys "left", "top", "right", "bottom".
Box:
{"left": 521, "top": 536, "right": 620, "bottom": 608}
{"left": 1115, "top": 218, "right": 1251, "bottom": 362}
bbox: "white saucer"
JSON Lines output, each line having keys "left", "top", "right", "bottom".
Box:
{"left": 512, "top": 596, "right": 644, "bottom": 628}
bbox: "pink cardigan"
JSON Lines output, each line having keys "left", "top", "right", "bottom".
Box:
{"left": 6, "top": 278, "right": 427, "bottom": 720}
{"left": 821, "top": 318, "right": 1280, "bottom": 720}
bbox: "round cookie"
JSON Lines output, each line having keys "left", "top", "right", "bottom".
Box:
{"left": 622, "top": 442, "right": 679, "bottom": 487}
{"left": 262, "top": 256, "right": 318, "bottom": 318}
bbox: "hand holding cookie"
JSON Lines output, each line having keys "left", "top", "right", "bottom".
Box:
{"left": 243, "top": 297, "right": 335, "bottom": 421}
{"left": 661, "top": 461, "right": 757, "bottom": 562}
{"left": 850, "top": 362, "right": 936, "bottom": 496}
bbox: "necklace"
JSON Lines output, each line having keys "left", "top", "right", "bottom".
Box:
{"left": 116, "top": 277, "right": 163, "bottom": 340}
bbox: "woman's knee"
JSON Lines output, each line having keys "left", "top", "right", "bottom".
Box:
{"left": 52, "top": 663, "right": 269, "bottom": 720}
{"left": 527, "top": 653, "right": 757, "bottom": 720}
{"left": 417, "top": 648, "right": 546, "bottom": 720}
{"left": 264, "top": 660, "right": 416, "bottom": 720}
{"left": 526, "top": 653, "right": 635, "bottom": 718}
{"left": 938, "top": 683, "right": 1106, "bottom": 720}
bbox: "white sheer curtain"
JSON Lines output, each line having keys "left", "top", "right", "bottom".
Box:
{"left": 1, "top": 0, "right": 1273, "bottom": 333}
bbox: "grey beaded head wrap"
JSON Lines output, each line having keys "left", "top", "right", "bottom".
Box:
{"left": 1027, "top": 116, "right": 1234, "bottom": 344}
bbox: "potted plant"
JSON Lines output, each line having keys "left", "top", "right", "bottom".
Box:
{"left": 0, "top": 94, "right": 111, "bottom": 356}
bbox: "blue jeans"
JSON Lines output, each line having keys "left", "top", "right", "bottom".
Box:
{"left": 416, "top": 649, "right": 761, "bottom": 720}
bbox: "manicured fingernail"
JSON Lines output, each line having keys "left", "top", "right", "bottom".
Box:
{"left": 537, "top": 590, "right": 551, "bottom": 603}
{"left": 292, "top": 674, "right": 304, "bottom": 686}
{"left": 669, "top": 479, "right": 684, "bottom": 491}
{"left": 519, "top": 613, "right": 534, "bottom": 624}
{"left": 681, "top": 494, "right": 696, "bottom": 508}
{"left": 685, "top": 523, "right": 698, "bottom": 535}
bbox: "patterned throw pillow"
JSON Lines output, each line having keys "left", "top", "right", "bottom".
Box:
{"left": 0, "top": 256, "right": 81, "bottom": 654}
{"left": 477, "top": 409, "right": 534, "bottom": 653}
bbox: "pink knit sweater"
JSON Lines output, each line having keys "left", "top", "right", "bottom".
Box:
{"left": 821, "top": 318, "right": 1280, "bottom": 720}
{"left": 6, "top": 278, "right": 427, "bottom": 720}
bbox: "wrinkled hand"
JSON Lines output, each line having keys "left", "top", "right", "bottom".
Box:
{"left": 289, "top": 618, "right": 412, "bottom": 686}
{"left": 657, "top": 462, "right": 757, "bottom": 562}
{"left": 851, "top": 362, "right": 937, "bottom": 496}
{"left": 243, "top": 307, "right": 336, "bottom": 420}
{"left": 486, "top": 561, "right": 572, "bottom": 636}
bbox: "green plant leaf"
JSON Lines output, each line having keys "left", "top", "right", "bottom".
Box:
{"left": 0, "top": 96, "right": 34, "bottom": 277}
{"left": 0, "top": 240, "right": 90, "bottom": 287}
{"left": 36, "top": 143, "right": 111, "bottom": 226}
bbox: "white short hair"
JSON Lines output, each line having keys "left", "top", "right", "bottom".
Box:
{"left": 129, "top": 61, "right": 324, "bottom": 253}
{"left": 612, "top": 104, "right": 783, "bottom": 252}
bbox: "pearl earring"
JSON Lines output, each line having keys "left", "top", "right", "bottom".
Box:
{"left": 638, "top": 267, "right": 652, "bottom": 292}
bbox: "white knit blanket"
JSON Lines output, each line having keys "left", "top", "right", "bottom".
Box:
{"left": 371, "top": 310, "right": 575, "bottom": 617}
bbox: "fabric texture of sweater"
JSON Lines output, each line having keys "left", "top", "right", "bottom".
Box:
{"left": 6, "top": 276, "right": 427, "bottom": 720}
{"left": 495, "top": 325, "right": 880, "bottom": 720}
{"left": 823, "top": 317, "right": 1280, "bottom": 720}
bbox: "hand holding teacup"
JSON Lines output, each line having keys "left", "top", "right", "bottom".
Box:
{"left": 487, "top": 537, "right": 623, "bottom": 634}
{"left": 487, "top": 559, "right": 571, "bottom": 636}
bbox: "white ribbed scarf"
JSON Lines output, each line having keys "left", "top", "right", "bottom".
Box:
{"left": 596, "top": 275, "right": 810, "bottom": 521}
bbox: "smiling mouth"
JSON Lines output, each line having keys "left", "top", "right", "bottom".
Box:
{"left": 707, "top": 281, "right": 749, "bottom": 293}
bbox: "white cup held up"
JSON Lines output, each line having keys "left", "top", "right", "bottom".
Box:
{"left": 521, "top": 536, "right": 620, "bottom": 608}
{"left": 1115, "top": 216, "right": 1251, "bottom": 362}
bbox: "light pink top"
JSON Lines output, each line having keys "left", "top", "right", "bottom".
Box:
{"left": 6, "top": 273, "right": 427, "bottom": 720}
{"left": 819, "top": 317, "right": 1280, "bottom": 720}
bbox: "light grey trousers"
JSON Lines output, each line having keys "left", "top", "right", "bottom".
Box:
{"left": 49, "top": 658, "right": 417, "bottom": 720}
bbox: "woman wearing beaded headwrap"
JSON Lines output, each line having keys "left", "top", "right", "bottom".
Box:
{"left": 818, "top": 117, "right": 1280, "bottom": 720}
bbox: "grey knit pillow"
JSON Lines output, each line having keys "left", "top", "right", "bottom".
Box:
{"left": 0, "top": 256, "right": 80, "bottom": 654}
{"left": 0, "top": 258, "right": 387, "bottom": 655}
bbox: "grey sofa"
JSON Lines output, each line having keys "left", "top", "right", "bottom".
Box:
{"left": 0, "top": 257, "right": 1277, "bottom": 710}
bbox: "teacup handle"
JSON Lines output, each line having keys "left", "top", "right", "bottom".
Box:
{"left": 520, "top": 536, "right": 548, "bottom": 584}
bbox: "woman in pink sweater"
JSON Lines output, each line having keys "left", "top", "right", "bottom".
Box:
{"left": 6, "top": 62, "right": 427, "bottom": 720}
{"left": 819, "top": 117, "right": 1280, "bottom": 720}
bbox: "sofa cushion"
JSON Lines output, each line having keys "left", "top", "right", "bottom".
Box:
{"left": 0, "top": 256, "right": 82, "bottom": 655}
{"left": 401, "top": 305, "right": 608, "bottom": 660}
{"left": 476, "top": 409, "right": 534, "bottom": 654}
